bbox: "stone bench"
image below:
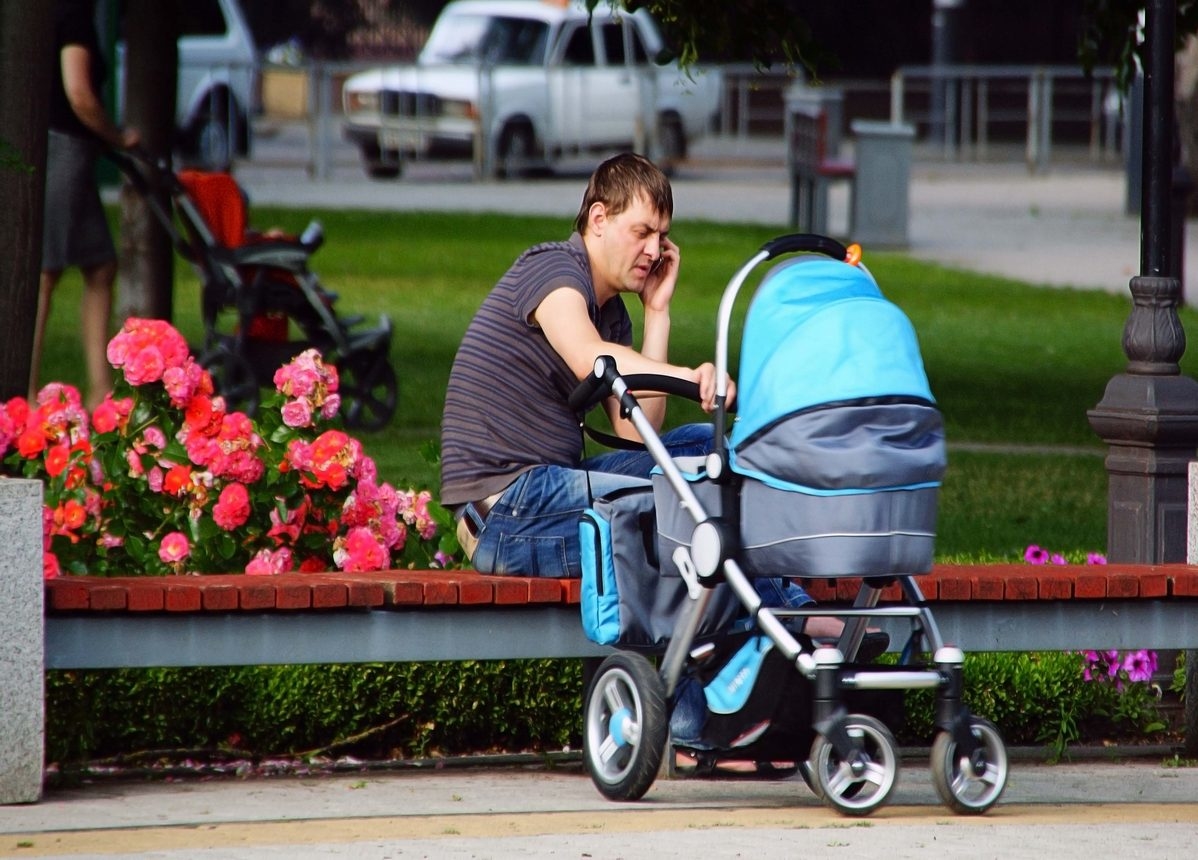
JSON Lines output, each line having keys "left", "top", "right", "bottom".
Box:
{"left": 787, "top": 105, "right": 856, "bottom": 234}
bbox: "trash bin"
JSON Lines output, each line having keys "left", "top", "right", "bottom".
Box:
{"left": 850, "top": 120, "right": 916, "bottom": 248}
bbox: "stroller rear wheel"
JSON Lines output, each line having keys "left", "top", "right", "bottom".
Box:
{"left": 808, "top": 713, "right": 898, "bottom": 816}
{"left": 930, "top": 716, "right": 1008, "bottom": 814}
{"left": 584, "top": 653, "right": 667, "bottom": 801}
{"left": 338, "top": 356, "right": 398, "bottom": 432}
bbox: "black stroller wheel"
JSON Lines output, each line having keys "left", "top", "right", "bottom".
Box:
{"left": 583, "top": 653, "right": 667, "bottom": 801}
{"left": 930, "top": 716, "right": 1008, "bottom": 815}
{"left": 808, "top": 713, "right": 898, "bottom": 816}
{"left": 339, "top": 357, "right": 398, "bottom": 432}
{"left": 199, "top": 342, "right": 260, "bottom": 417}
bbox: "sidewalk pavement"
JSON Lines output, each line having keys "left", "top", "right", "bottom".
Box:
{"left": 1, "top": 752, "right": 1197, "bottom": 858}
{"left": 235, "top": 129, "right": 1197, "bottom": 305}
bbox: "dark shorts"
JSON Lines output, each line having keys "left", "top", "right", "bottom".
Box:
{"left": 41, "top": 130, "right": 115, "bottom": 272}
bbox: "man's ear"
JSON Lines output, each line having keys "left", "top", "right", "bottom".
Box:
{"left": 588, "top": 201, "right": 606, "bottom": 235}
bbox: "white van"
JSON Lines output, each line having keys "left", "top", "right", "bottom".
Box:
{"left": 117, "top": 0, "right": 258, "bottom": 170}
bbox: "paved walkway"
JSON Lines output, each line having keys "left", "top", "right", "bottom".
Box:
{"left": 2, "top": 753, "right": 1198, "bottom": 858}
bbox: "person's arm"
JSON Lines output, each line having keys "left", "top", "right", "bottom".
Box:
{"left": 535, "top": 287, "right": 727, "bottom": 441}
{"left": 60, "top": 45, "right": 139, "bottom": 149}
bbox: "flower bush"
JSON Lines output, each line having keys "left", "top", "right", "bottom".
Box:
{"left": 1023, "top": 543, "right": 1166, "bottom": 746}
{"left": 1, "top": 318, "right": 454, "bottom": 577}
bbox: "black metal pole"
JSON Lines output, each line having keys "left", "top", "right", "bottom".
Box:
{"left": 1142, "top": 0, "right": 1175, "bottom": 278}
{"left": 1088, "top": 0, "right": 1198, "bottom": 567}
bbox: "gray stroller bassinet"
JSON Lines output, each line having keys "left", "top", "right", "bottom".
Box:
{"left": 579, "top": 234, "right": 1008, "bottom": 817}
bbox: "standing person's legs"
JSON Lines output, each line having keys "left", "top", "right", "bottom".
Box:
{"left": 29, "top": 271, "right": 61, "bottom": 401}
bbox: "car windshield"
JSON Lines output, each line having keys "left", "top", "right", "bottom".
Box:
{"left": 420, "top": 14, "right": 549, "bottom": 65}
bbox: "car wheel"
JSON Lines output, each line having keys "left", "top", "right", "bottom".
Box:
{"left": 360, "top": 141, "right": 402, "bottom": 179}
{"left": 656, "top": 113, "right": 685, "bottom": 175}
{"left": 496, "top": 121, "right": 535, "bottom": 179}
{"left": 193, "top": 109, "right": 235, "bottom": 172}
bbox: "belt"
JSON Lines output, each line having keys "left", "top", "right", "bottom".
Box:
{"left": 455, "top": 491, "right": 504, "bottom": 561}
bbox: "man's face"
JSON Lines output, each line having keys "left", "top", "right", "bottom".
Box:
{"left": 590, "top": 194, "right": 670, "bottom": 299}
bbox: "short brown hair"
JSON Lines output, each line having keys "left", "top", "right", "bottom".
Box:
{"left": 573, "top": 152, "right": 673, "bottom": 235}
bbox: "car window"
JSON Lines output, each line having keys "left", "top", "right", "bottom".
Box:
{"left": 562, "top": 24, "right": 595, "bottom": 66}
{"left": 480, "top": 17, "right": 549, "bottom": 65}
{"left": 179, "top": 0, "right": 228, "bottom": 38}
{"left": 628, "top": 22, "right": 648, "bottom": 63}
{"left": 421, "top": 14, "right": 548, "bottom": 65}
{"left": 600, "top": 23, "right": 625, "bottom": 66}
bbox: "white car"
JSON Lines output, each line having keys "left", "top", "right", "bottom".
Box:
{"left": 342, "top": 0, "right": 721, "bottom": 179}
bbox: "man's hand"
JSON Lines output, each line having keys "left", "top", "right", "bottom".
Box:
{"left": 693, "top": 362, "right": 736, "bottom": 413}
{"left": 640, "top": 236, "right": 679, "bottom": 314}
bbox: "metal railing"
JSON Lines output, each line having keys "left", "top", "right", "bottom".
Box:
{"left": 890, "top": 64, "right": 1122, "bottom": 171}
{"left": 244, "top": 61, "right": 1128, "bottom": 179}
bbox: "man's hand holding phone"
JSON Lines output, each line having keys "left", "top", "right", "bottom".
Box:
{"left": 642, "top": 236, "right": 679, "bottom": 314}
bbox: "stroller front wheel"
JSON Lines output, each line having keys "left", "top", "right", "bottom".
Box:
{"left": 930, "top": 716, "right": 1008, "bottom": 815}
{"left": 584, "top": 652, "right": 667, "bottom": 801}
{"left": 808, "top": 713, "right": 898, "bottom": 816}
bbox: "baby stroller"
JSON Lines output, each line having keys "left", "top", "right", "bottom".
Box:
{"left": 109, "top": 149, "right": 398, "bottom": 431}
{"left": 576, "top": 234, "right": 1008, "bottom": 816}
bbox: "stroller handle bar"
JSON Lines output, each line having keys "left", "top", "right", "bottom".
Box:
{"left": 760, "top": 234, "right": 849, "bottom": 261}
{"left": 568, "top": 359, "right": 701, "bottom": 413}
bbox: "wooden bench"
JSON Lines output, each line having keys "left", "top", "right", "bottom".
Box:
{"left": 788, "top": 106, "right": 857, "bottom": 234}
{"left": 42, "top": 563, "right": 1198, "bottom": 670}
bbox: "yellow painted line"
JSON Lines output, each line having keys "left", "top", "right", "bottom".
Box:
{"left": 2, "top": 804, "right": 1198, "bottom": 856}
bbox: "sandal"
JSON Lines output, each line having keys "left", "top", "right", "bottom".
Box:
{"left": 674, "top": 749, "right": 798, "bottom": 780}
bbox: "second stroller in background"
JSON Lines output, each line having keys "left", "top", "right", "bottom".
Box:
{"left": 112, "top": 148, "right": 398, "bottom": 431}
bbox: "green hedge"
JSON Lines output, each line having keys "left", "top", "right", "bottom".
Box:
{"left": 47, "top": 661, "right": 584, "bottom": 766}
{"left": 46, "top": 651, "right": 1168, "bottom": 769}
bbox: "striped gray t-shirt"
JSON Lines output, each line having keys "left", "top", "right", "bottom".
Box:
{"left": 440, "top": 233, "right": 633, "bottom": 507}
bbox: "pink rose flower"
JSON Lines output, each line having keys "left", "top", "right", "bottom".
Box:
{"left": 213, "top": 482, "right": 251, "bottom": 531}
{"left": 158, "top": 532, "right": 190, "bottom": 564}
{"left": 281, "top": 397, "right": 313, "bottom": 428}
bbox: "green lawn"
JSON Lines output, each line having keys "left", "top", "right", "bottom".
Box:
{"left": 39, "top": 208, "right": 1197, "bottom": 563}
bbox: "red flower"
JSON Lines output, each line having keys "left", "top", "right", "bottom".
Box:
{"left": 17, "top": 426, "right": 47, "bottom": 459}
{"left": 162, "top": 465, "right": 194, "bottom": 496}
{"left": 45, "top": 442, "right": 71, "bottom": 478}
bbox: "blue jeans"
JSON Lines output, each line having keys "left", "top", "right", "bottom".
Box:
{"left": 468, "top": 424, "right": 714, "bottom": 578}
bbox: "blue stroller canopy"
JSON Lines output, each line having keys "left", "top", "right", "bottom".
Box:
{"left": 730, "top": 257, "right": 935, "bottom": 450}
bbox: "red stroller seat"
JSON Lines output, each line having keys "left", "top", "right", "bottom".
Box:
{"left": 177, "top": 170, "right": 290, "bottom": 343}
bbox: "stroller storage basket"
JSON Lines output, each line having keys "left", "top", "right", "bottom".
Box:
{"left": 580, "top": 485, "right": 741, "bottom": 649}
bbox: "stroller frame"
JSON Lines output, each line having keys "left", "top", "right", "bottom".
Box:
{"left": 580, "top": 234, "right": 1008, "bottom": 817}
{"left": 109, "top": 149, "right": 398, "bottom": 431}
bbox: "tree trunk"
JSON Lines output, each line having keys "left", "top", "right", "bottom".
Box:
{"left": 117, "top": 0, "right": 178, "bottom": 324}
{"left": 0, "top": 1, "right": 54, "bottom": 400}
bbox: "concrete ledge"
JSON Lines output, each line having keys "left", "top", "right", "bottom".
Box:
{"left": 0, "top": 480, "right": 43, "bottom": 804}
